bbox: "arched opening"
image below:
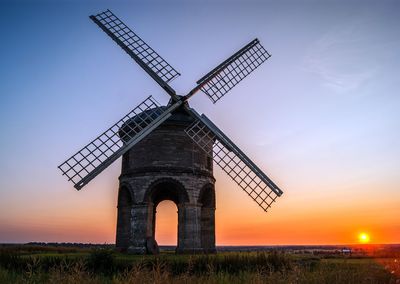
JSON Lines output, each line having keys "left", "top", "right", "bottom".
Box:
{"left": 144, "top": 178, "right": 189, "bottom": 254}
{"left": 116, "top": 185, "right": 134, "bottom": 251}
{"left": 199, "top": 184, "right": 216, "bottom": 253}
{"left": 155, "top": 200, "right": 178, "bottom": 249}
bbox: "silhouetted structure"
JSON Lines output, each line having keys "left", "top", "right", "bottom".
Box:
{"left": 58, "top": 9, "right": 283, "bottom": 254}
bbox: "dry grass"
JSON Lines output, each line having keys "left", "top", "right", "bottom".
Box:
{"left": 0, "top": 246, "right": 399, "bottom": 283}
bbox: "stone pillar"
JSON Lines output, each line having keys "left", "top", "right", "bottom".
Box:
{"left": 176, "top": 203, "right": 202, "bottom": 253}
{"left": 115, "top": 185, "right": 133, "bottom": 251}
{"left": 115, "top": 204, "right": 131, "bottom": 250}
{"left": 201, "top": 207, "right": 216, "bottom": 253}
{"left": 127, "top": 204, "right": 150, "bottom": 254}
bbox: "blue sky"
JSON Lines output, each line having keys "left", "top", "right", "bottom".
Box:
{"left": 0, "top": 0, "right": 399, "bottom": 244}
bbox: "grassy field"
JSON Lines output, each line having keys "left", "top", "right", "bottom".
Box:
{"left": 0, "top": 245, "right": 399, "bottom": 283}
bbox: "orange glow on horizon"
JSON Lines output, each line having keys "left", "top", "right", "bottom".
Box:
{"left": 1, "top": 170, "right": 399, "bottom": 245}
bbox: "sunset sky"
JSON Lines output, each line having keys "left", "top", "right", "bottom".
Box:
{"left": 0, "top": 0, "right": 399, "bottom": 245}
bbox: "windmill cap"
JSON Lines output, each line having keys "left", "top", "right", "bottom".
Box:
{"left": 118, "top": 105, "right": 194, "bottom": 141}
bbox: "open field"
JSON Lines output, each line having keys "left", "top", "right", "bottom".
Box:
{"left": 0, "top": 244, "right": 399, "bottom": 283}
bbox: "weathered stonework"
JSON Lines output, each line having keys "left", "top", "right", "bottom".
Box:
{"left": 116, "top": 106, "right": 216, "bottom": 254}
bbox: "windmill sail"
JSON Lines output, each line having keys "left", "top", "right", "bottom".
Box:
{"left": 58, "top": 96, "right": 182, "bottom": 190}
{"left": 194, "top": 39, "right": 270, "bottom": 104}
{"left": 185, "top": 112, "right": 282, "bottom": 212}
{"left": 90, "top": 10, "right": 180, "bottom": 99}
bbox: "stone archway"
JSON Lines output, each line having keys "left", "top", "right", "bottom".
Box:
{"left": 116, "top": 184, "right": 135, "bottom": 251}
{"left": 144, "top": 178, "right": 190, "bottom": 253}
{"left": 198, "top": 184, "right": 216, "bottom": 253}
{"left": 145, "top": 178, "right": 190, "bottom": 205}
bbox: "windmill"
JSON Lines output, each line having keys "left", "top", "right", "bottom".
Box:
{"left": 58, "top": 9, "right": 283, "bottom": 254}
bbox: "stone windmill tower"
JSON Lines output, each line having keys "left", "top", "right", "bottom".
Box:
{"left": 58, "top": 10, "right": 283, "bottom": 254}
{"left": 117, "top": 107, "right": 216, "bottom": 253}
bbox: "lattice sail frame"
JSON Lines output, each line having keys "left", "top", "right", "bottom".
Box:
{"left": 58, "top": 96, "right": 164, "bottom": 189}
{"left": 196, "top": 39, "right": 271, "bottom": 104}
{"left": 90, "top": 10, "right": 180, "bottom": 83}
{"left": 185, "top": 118, "right": 281, "bottom": 212}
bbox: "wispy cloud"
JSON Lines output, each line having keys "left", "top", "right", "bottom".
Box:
{"left": 302, "top": 16, "right": 383, "bottom": 93}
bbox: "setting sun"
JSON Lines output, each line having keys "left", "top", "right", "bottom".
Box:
{"left": 359, "top": 233, "right": 370, "bottom": 244}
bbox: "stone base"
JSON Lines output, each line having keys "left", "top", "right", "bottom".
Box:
{"left": 176, "top": 247, "right": 212, "bottom": 254}
{"left": 126, "top": 246, "right": 217, "bottom": 255}
{"left": 203, "top": 248, "right": 217, "bottom": 254}
{"left": 127, "top": 246, "right": 147, "bottom": 254}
